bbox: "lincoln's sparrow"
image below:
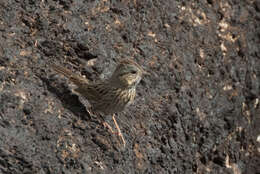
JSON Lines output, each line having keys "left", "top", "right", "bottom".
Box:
{"left": 52, "top": 59, "right": 145, "bottom": 146}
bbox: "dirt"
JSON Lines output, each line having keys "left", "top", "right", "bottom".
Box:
{"left": 0, "top": 0, "right": 260, "bottom": 173}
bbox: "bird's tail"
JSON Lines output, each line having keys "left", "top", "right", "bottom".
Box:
{"left": 52, "top": 64, "right": 89, "bottom": 86}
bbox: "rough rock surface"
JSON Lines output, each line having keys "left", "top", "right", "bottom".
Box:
{"left": 0, "top": 0, "right": 259, "bottom": 173}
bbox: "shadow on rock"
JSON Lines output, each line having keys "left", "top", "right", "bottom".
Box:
{"left": 39, "top": 76, "right": 93, "bottom": 122}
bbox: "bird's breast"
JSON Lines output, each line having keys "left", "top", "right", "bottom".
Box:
{"left": 90, "top": 86, "right": 136, "bottom": 115}
{"left": 117, "top": 88, "right": 136, "bottom": 107}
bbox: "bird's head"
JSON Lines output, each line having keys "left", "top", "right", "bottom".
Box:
{"left": 110, "top": 59, "right": 146, "bottom": 88}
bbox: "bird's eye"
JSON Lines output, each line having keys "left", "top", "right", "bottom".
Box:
{"left": 130, "top": 70, "right": 137, "bottom": 74}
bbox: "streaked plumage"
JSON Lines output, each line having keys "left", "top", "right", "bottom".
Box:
{"left": 52, "top": 59, "right": 143, "bottom": 115}
{"left": 52, "top": 59, "right": 144, "bottom": 146}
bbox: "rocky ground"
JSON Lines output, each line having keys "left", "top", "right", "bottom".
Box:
{"left": 0, "top": 0, "right": 260, "bottom": 173}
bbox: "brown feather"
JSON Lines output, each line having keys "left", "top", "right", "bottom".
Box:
{"left": 52, "top": 60, "right": 142, "bottom": 115}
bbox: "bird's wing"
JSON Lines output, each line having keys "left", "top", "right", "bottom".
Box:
{"left": 74, "top": 85, "right": 98, "bottom": 101}
{"left": 52, "top": 64, "right": 89, "bottom": 87}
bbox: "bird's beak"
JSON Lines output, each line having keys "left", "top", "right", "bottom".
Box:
{"left": 142, "top": 69, "right": 150, "bottom": 76}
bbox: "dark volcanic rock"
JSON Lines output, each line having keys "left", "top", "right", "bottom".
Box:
{"left": 0, "top": 0, "right": 259, "bottom": 173}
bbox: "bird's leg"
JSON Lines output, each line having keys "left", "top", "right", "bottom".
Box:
{"left": 103, "top": 122, "right": 115, "bottom": 134}
{"left": 87, "top": 108, "right": 114, "bottom": 133}
{"left": 94, "top": 112, "right": 125, "bottom": 147}
{"left": 87, "top": 109, "right": 94, "bottom": 119}
{"left": 112, "top": 114, "right": 126, "bottom": 147}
